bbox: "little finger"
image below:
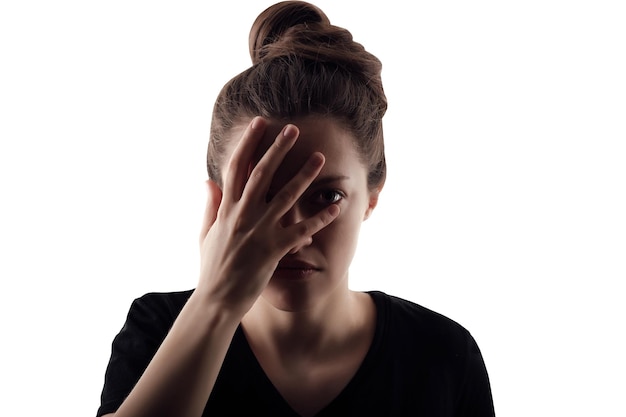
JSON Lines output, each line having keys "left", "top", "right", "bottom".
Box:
{"left": 279, "top": 204, "right": 340, "bottom": 252}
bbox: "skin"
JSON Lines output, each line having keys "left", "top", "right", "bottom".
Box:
{"left": 240, "top": 117, "right": 380, "bottom": 415}
{"left": 104, "top": 115, "right": 381, "bottom": 417}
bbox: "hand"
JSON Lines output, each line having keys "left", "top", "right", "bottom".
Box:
{"left": 197, "top": 117, "right": 340, "bottom": 315}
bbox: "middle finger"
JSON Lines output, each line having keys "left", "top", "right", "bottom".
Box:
{"left": 240, "top": 123, "right": 300, "bottom": 204}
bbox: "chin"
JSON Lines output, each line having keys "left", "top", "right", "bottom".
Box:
{"left": 262, "top": 272, "right": 349, "bottom": 313}
{"left": 261, "top": 279, "right": 327, "bottom": 313}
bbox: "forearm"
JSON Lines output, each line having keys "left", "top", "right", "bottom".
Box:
{"left": 113, "top": 291, "right": 241, "bottom": 417}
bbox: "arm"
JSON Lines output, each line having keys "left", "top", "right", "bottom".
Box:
{"left": 106, "top": 294, "right": 240, "bottom": 417}
{"left": 102, "top": 117, "right": 339, "bottom": 417}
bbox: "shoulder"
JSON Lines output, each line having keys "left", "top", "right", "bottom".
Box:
{"left": 130, "top": 289, "right": 194, "bottom": 313}
{"left": 365, "top": 292, "right": 495, "bottom": 415}
{"left": 369, "top": 291, "right": 476, "bottom": 355}
{"left": 370, "top": 290, "right": 468, "bottom": 332}
{"left": 120, "top": 289, "right": 195, "bottom": 336}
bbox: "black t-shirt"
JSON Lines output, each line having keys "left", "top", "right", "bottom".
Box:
{"left": 97, "top": 290, "right": 495, "bottom": 416}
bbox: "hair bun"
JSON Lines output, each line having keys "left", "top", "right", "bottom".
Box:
{"left": 249, "top": 1, "right": 330, "bottom": 64}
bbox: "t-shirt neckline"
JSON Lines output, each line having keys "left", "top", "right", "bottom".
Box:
{"left": 234, "top": 290, "right": 389, "bottom": 416}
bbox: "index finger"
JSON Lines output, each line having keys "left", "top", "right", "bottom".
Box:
{"left": 222, "top": 116, "right": 267, "bottom": 203}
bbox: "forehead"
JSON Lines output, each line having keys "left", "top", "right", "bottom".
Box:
{"left": 226, "top": 116, "right": 365, "bottom": 179}
{"left": 259, "top": 116, "right": 357, "bottom": 158}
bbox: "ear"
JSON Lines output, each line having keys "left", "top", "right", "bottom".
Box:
{"left": 363, "top": 187, "right": 382, "bottom": 220}
{"left": 200, "top": 179, "right": 223, "bottom": 244}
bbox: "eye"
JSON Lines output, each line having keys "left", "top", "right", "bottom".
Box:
{"left": 311, "top": 189, "right": 344, "bottom": 205}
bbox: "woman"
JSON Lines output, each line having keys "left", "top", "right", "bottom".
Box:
{"left": 97, "top": 2, "right": 495, "bottom": 416}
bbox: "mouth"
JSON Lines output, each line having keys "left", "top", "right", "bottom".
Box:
{"left": 274, "top": 259, "right": 320, "bottom": 279}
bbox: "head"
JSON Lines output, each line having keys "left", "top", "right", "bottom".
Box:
{"left": 207, "top": 0, "right": 387, "bottom": 193}
{"left": 206, "top": 1, "right": 388, "bottom": 310}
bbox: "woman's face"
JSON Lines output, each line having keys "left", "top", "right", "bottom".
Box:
{"left": 224, "top": 116, "right": 380, "bottom": 311}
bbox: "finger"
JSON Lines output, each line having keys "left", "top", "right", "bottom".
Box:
{"left": 199, "top": 179, "right": 222, "bottom": 246}
{"left": 223, "top": 116, "right": 267, "bottom": 203}
{"left": 242, "top": 123, "right": 300, "bottom": 203}
{"left": 264, "top": 152, "right": 325, "bottom": 220}
{"left": 280, "top": 204, "right": 340, "bottom": 252}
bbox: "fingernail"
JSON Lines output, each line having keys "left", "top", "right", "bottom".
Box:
{"left": 251, "top": 117, "right": 263, "bottom": 130}
{"left": 327, "top": 204, "right": 340, "bottom": 217}
{"left": 283, "top": 124, "right": 297, "bottom": 138}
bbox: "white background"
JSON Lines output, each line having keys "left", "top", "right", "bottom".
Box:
{"left": 1, "top": 1, "right": 624, "bottom": 415}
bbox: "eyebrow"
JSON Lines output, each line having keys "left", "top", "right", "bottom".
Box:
{"left": 267, "top": 175, "right": 350, "bottom": 197}
{"left": 310, "top": 175, "right": 350, "bottom": 187}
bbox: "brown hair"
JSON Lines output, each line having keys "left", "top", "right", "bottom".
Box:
{"left": 207, "top": 1, "right": 387, "bottom": 189}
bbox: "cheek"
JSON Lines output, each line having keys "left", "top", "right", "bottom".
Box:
{"left": 315, "top": 208, "right": 364, "bottom": 262}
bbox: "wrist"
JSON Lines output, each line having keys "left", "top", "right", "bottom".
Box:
{"left": 187, "top": 286, "right": 249, "bottom": 329}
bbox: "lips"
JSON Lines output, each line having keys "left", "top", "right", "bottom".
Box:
{"left": 276, "top": 259, "right": 319, "bottom": 270}
{"left": 274, "top": 259, "right": 320, "bottom": 279}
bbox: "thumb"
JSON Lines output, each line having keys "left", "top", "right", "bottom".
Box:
{"left": 199, "top": 179, "right": 222, "bottom": 245}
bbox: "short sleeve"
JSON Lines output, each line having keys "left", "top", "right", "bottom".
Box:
{"left": 96, "top": 291, "right": 190, "bottom": 417}
{"left": 456, "top": 333, "right": 496, "bottom": 417}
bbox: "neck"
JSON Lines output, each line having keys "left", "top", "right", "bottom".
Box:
{"left": 242, "top": 287, "right": 370, "bottom": 359}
